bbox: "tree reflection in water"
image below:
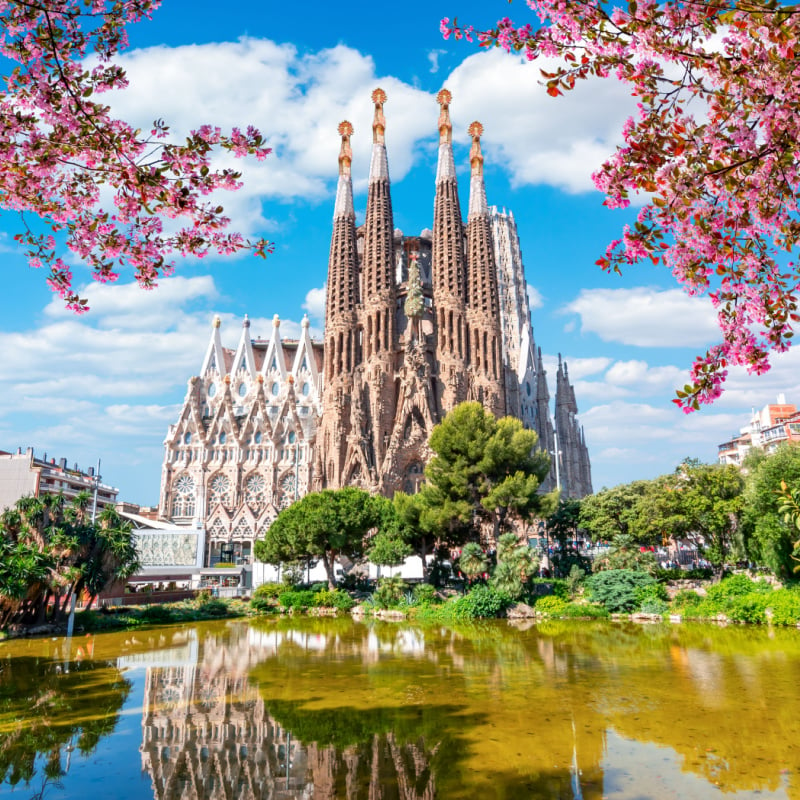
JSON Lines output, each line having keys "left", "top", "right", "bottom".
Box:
{"left": 0, "top": 641, "right": 131, "bottom": 791}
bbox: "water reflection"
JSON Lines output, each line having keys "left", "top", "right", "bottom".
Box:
{"left": 1, "top": 620, "right": 800, "bottom": 799}
{"left": 0, "top": 638, "right": 131, "bottom": 792}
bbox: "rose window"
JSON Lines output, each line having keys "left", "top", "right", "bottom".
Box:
{"left": 171, "top": 474, "right": 196, "bottom": 517}
{"left": 278, "top": 473, "right": 296, "bottom": 509}
{"left": 208, "top": 474, "right": 232, "bottom": 511}
{"left": 245, "top": 474, "right": 266, "bottom": 511}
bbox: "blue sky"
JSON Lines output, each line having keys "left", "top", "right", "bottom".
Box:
{"left": 3, "top": 0, "right": 799, "bottom": 504}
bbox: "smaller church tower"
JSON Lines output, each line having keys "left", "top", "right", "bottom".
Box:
{"left": 555, "top": 355, "right": 593, "bottom": 498}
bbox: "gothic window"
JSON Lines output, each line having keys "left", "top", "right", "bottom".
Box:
{"left": 208, "top": 474, "right": 232, "bottom": 511}
{"left": 278, "top": 473, "right": 296, "bottom": 509}
{"left": 254, "top": 431, "right": 263, "bottom": 444}
{"left": 218, "top": 431, "right": 227, "bottom": 445}
{"left": 208, "top": 383, "right": 217, "bottom": 398}
{"left": 183, "top": 431, "right": 192, "bottom": 445}
{"left": 244, "top": 473, "right": 266, "bottom": 512}
{"left": 232, "top": 517, "right": 252, "bottom": 540}
{"left": 271, "top": 382, "right": 280, "bottom": 396}
{"left": 172, "top": 474, "right": 196, "bottom": 517}
{"left": 238, "top": 382, "right": 247, "bottom": 397}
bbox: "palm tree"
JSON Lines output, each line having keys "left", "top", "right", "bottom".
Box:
{"left": 458, "top": 543, "right": 488, "bottom": 587}
{"left": 491, "top": 533, "right": 539, "bottom": 600}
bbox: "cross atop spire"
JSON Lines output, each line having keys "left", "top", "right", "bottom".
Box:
{"left": 371, "top": 88, "right": 387, "bottom": 144}
{"left": 437, "top": 88, "right": 452, "bottom": 144}
{"left": 468, "top": 121, "right": 484, "bottom": 177}
{"left": 337, "top": 120, "right": 353, "bottom": 177}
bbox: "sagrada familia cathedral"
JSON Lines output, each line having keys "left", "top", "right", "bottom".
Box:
{"left": 158, "top": 89, "right": 592, "bottom": 566}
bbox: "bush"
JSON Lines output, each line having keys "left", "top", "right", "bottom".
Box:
{"left": 373, "top": 576, "right": 407, "bottom": 609}
{"left": 535, "top": 595, "right": 568, "bottom": 615}
{"left": 672, "top": 588, "right": 703, "bottom": 608}
{"left": 585, "top": 570, "right": 657, "bottom": 613}
{"left": 139, "top": 604, "right": 175, "bottom": 623}
{"left": 196, "top": 598, "right": 230, "bottom": 616}
{"left": 413, "top": 583, "right": 437, "bottom": 606}
{"left": 705, "top": 574, "right": 761, "bottom": 602}
{"left": 250, "top": 596, "right": 276, "bottom": 613}
{"left": 725, "top": 593, "right": 769, "bottom": 624}
{"left": 635, "top": 582, "right": 668, "bottom": 613}
{"left": 253, "top": 583, "right": 285, "bottom": 600}
{"left": 314, "top": 589, "right": 355, "bottom": 611}
{"left": 557, "top": 603, "right": 610, "bottom": 619}
{"left": 766, "top": 589, "right": 800, "bottom": 625}
{"left": 452, "top": 585, "right": 512, "bottom": 618}
{"left": 278, "top": 590, "right": 317, "bottom": 610}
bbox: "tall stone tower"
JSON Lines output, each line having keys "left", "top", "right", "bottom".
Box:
{"left": 464, "top": 121, "right": 504, "bottom": 417}
{"left": 430, "top": 89, "right": 470, "bottom": 413}
{"left": 315, "top": 121, "right": 360, "bottom": 491}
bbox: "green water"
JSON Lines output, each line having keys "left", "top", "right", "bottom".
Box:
{"left": 0, "top": 618, "right": 799, "bottom": 799}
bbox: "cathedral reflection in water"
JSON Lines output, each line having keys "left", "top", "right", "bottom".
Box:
{"left": 136, "top": 627, "right": 438, "bottom": 800}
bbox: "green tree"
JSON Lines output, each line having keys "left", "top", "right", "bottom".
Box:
{"left": 0, "top": 494, "right": 138, "bottom": 629}
{"left": 490, "top": 533, "right": 539, "bottom": 600}
{"left": 578, "top": 481, "right": 656, "bottom": 544}
{"left": 419, "top": 402, "right": 556, "bottom": 546}
{"left": 743, "top": 444, "right": 800, "bottom": 577}
{"left": 666, "top": 463, "right": 745, "bottom": 578}
{"left": 255, "top": 488, "right": 382, "bottom": 589}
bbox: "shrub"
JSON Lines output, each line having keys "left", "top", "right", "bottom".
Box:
{"left": 672, "top": 589, "right": 703, "bottom": 608}
{"left": 139, "top": 604, "right": 175, "bottom": 623}
{"left": 452, "top": 585, "right": 511, "bottom": 618}
{"left": 565, "top": 565, "right": 586, "bottom": 598}
{"left": 585, "top": 570, "right": 657, "bottom": 613}
{"left": 635, "top": 582, "right": 668, "bottom": 612}
{"left": 250, "top": 596, "right": 276, "bottom": 613}
{"left": 535, "top": 595, "right": 568, "bottom": 615}
{"left": 705, "top": 574, "right": 760, "bottom": 602}
{"left": 725, "top": 593, "right": 769, "bottom": 624}
{"left": 766, "top": 589, "right": 800, "bottom": 625}
{"left": 413, "top": 583, "right": 437, "bottom": 605}
{"left": 314, "top": 589, "right": 355, "bottom": 611}
{"left": 557, "top": 603, "right": 610, "bottom": 619}
{"left": 278, "top": 590, "right": 317, "bottom": 610}
{"left": 253, "top": 583, "right": 285, "bottom": 600}
{"left": 197, "top": 598, "right": 230, "bottom": 616}
{"left": 372, "top": 576, "right": 407, "bottom": 609}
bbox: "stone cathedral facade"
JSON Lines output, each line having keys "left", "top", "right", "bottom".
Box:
{"left": 159, "top": 89, "right": 592, "bottom": 566}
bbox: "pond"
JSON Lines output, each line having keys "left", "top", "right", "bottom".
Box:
{"left": 0, "top": 618, "right": 799, "bottom": 799}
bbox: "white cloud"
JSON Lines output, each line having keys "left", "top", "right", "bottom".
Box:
{"left": 527, "top": 283, "right": 543, "bottom": 311}
{"left": 428, "top": 49, "right": 447, "bottom": 74}
{"left": 101, "top": 40, "right": 435, "bottom": 237}
{"left": 443, "top": 49, "right": 635, "bottom": 193}
{"left": 564, "top": 287, "right": 719, "bottom": 347}
{"left": 303, "top": 285, "right": 326, "bottom": 322}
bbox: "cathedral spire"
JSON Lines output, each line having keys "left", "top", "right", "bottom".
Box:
{"left": 436, "top": 88, "right": 456, "bottom": 183}
{"left": 467, "top": 121, "right": 488, "bottom": 219}
{"left": 361, "top": 87, "right": 398, "bottom": 475}
{"left": 325, "top": 120, "right": 359, "bottom": 381}
{"left": 333, "top": 120, "right": 354, "bottom": 219}
{"left": 369, "top": 87, "right": 389, "bottom": 182}
{"left": 464, "top": 119, "right": 504, "bottom": 416}
{"left": 431, "top": 88, "right": 468, "bottom": 412}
